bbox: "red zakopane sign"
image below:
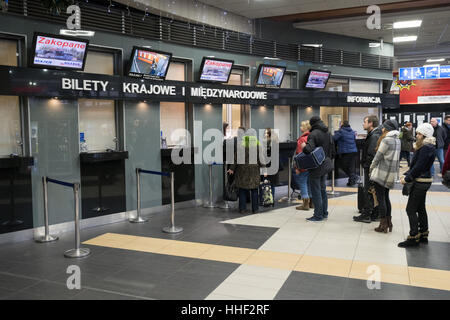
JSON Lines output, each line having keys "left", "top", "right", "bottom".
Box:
{"left": 400, "top": 78, "right": 450, "bottom": 104}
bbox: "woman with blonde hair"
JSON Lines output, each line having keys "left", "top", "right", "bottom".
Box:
{"left": 294, "top": 120, "right": 313, "bottom": 210}
{"left": 369, "top": 119, "right": 401, "bottom": 233}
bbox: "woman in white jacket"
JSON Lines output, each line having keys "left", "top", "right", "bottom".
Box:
{"left": 369, "top": 119, "right": 401, "bottom": 233}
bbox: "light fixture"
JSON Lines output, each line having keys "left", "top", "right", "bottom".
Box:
{"left": 393, "top": 20, "right": 422, "bottom": 29}
{"left": 369, "top": 43, "right": 381, "bottom": 48}
{"left": 423, "top": 64, "right": 440, "bottom": 67}
{"left": 60, "top": 29, "right": 95, "bottom": 37}
{"left": 302, "top": 44, "right": 322, "bottom": 48}
{"left": 426, "top": 58, "right": 445, "bottom": 63}
{"left": 263, "top": 57, "right": 281, "bottom": 60}
{"left": 393, "top": 36, "right": 417, "bottom": 43}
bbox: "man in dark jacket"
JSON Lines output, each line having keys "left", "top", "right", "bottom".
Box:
{"left": 333, "top": 121, "right": 358, "bottom": 186}
{"left": 400, "top": 122, "right": 414, "bottom": 167}
{"left": 303, "top": 116, "right": 333, "bottom": 222}
{"left": 444, "top": 115, "right": 450, "bottom": 154}
{"left": 430, "top": 118, "right": 447, "bottom": 175}
{"left": 354, "top": 115, "right": 382, "bottom": 223}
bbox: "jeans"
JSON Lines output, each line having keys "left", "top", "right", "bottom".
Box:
{"left": 400, "top": 151, "right": 411, "bottom": 167}
{"left": 406, "top": 182, "right": 431, "bottom": 236}
{"left": 297, "top": 171, "right": 310, "bottom": 199}
{"left": 373, "top": 182, "right": 391, "bottom": 218}
{"left": 431, "top": 148, "right": 445, "bottom": 175}
{"left": 239, "top": 188, "right": 259, "bottom": 212}
{"left": 339, "top": 153, "right": 358, "bottom": 183}
{"left": 309, "top": 174, "right": 328, "bottom": 219}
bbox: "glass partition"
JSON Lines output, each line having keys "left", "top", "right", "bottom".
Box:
{"left": 0, "top": 38, "right": 22, "bottom": 155}
{"left": 79, "top": 50, "right": 116, "bottom": 151}
{"left": 274, "top": 73, "right": 293, "bottom": 141}
{"left": 223, "top": 70, "right": 243, "bottom": 137}
{"left": 160, "top": 62, "right": 187, "bottom": 146}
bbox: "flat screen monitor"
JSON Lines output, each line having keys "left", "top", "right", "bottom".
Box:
{"left": 255, "top": 65, "right": 286, "bottom": 87}
{"left": 30, "top": 33, "right": 89, "bottom": 71}
{"left": 127, "top": 46, "right": 172, "bottom": 80}
{"left": 304, "top": 69, "right": 331, "bottom": 89}
{"left": 199, "top": 57, "right": 234, "bottom": 83}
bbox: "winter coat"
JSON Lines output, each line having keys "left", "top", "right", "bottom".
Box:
{"left": 295, "top": 132, "right": 310, "bottom": 155}
{"left": 404, "top": 137, "right": 436, "bottom": 183}
{"left": 229, "top": 136, "right": 264, "bottom": 190}
{"left": 443, "top": 146, "right": 450, "bottom": 175}
{"left": 400, "top": 126, "right": 414, "bottom": 152}
{"left": 333, "top": 126, "right": 357, "bottom": 154}
{"left": 361, "top": 126, "right": 382, "bottom": 169}
{"left": 433, "top": 125, "right": 447, "bottom": 149}
{"left": 443, "top": 123, "right": 450, "bottom": 151}
{"left": 369, "top": 130, "right": 401, "bottom": 189}
{"left": 303, "top": 120, "right": 334, "bottom": 178}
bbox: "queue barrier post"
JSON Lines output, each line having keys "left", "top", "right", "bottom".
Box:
{"left": 218, "top": 163, "right": 232, "bottom": 210}
{"left": 287, "top": 157, "right": 293, "bottom": 203}
{"left": 65, "top": 182, "right": 91, "bottom": 258}
{"left": 129, "top": 168, "right": 148, "bottom": 223}
{"left": 35, "top": 176, "right": 59, "bottom": 243}
{"left": 327, "top": 159, "right": 340, "bottom": 196}
{"left": 162, "top": 172, "right": 183, "bottom": 234}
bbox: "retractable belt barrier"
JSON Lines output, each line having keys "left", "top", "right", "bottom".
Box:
{"left": 203, "top": 162, "right": 223, "bottom": 208}
{"left": 35, "top": 177, "right": 91, "bottom": 258}
{"left": 131, "top": 168, "right": 182, "bottom": 234}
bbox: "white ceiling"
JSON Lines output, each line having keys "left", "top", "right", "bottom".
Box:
{"left": 200, "top": 0, "right": 407, "bottom": 19}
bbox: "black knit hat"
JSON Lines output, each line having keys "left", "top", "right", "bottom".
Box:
{"left": 382, "top": 119, "right": 399, "bottom": 131}
{"left": 309, "top": 116, "right": 321, "bottom": 126}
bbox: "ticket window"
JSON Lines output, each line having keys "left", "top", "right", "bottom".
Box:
{"left": 223, "top": 69, "right": 244, "bottom": 137}
{"left": 160, "top": 61, "right": 188, "bottom": 146}
{"left": 78, "top": 51, "right": 117, "bottom": 152}
{"left": 273, "top": 73, "right": 294, "bottom": 142}
{"left": 0, "top": 38, "right": 22, "bottom": 156}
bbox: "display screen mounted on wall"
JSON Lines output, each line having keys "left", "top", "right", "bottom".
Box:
{"left": 30, "top": 33, "right": 89, "bottom": 71}
{"left": 255, "top": 65, "right": 286, "bottom": 87}
{"left": 199, "top": 57, "right": 234, "bottom": 83}
{"left": 304, "top": 69, "right": 331, "bottom": 89}
{"left": 127, "top": 46, "right": 172, "bottom": 80}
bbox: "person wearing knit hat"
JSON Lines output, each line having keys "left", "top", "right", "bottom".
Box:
{"left": 369, "top": 119, "right": 401, "bottom": 233}
{"left": 398, "top": 123, "right": 436, "bottom": 247}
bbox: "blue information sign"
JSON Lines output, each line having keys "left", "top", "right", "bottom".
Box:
{"left": 425, "top": 66, "right": 439, "bottom": 79}
{"left": 412, "top": 67, "right": 425, "bottom": 79}
{"left": 80, "top": 132, "right": 85, "bottom": 142}
{"left": 440, "top": 65, "right": 450, "bottom": 78}
{"left": 399, "top": 68, "right": 413, "bottom": 80}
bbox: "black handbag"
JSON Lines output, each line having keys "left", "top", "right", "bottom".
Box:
{"left": 402, "top": 182, "right": 413, "bottom": 196}
{"left": 224, "top": 174, "right": 238, "bottom": 201}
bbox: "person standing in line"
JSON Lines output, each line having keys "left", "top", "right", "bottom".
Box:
{"left": 294, "top": 120, "right": 312, "bottom": 211}
{"left": 369, "top": 119, "right": 401, "bottom": 233}
{"left": 443, "top": 115, "right": 450, "bottom": 153}
{"left": 354, "top": 115, "right": 382, "bottom": 223}
{"left": 398, "top": 123, "right": 436, "bottom": 247}
{"left": 333, "top": 121, "right": 359, "bottom": 186}
{"left": 302, "top": 116, "right": 334, "bottom": 222}
{"left": 261, "top": 128, "right": 278, "bottom": 202}
{"left": 400, "top": 122, "right": 414, "bottom": 167}
{"left": 227, "top": 131, "right": 263, "bottom": 214}
{"left": 430, "top": 118, "right": 447, "bottom": 176}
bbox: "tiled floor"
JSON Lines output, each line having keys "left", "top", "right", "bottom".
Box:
{"left": 0, "top": 164, "right": 449, "bottom": 300}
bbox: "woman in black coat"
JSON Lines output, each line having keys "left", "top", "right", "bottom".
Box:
{"left": 398, "top": 123, "right": 436, "bottom": 247}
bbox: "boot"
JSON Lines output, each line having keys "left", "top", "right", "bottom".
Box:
{"left": 398, "top": 234, "right": 420, "bottom": 248}
{"left": 374, "top": 217, "right": 389, "bottom": 233}
{"left": 386, "top": 216, "right": 393, "bottom": 232}
{"left": 353, "top": 213, "right": 371, "bottom": 223}
{"left": 296, "top": 198, "right": 310, "bottom": 211}
{"left": 309, "top": 200, "right": 314, "bottom": 209}
{"left": 419, "top": 230, "right": 429, "bottom": 243}
{"left": 370, "top": 210, "right": 380, "bottom": 222}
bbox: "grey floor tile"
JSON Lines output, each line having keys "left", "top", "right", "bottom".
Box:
{"left": 22, "top": 280, "right": 83, "bottom": 299}
{"left": 405, "top": 241, "right": 450, "bottom": 271}
{"left": 0, "top": 273, "right": 41, "bottom": 291}
{"left": 71, "top": 288, "right": 146, "bottom": 300}
{"left": 0, "top": 287, "right": 15, "bottom": 299}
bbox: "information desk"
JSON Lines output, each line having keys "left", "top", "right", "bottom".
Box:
{"left": 0, "top": 156, "right": 34, "bottom": 234}
{"left": 79, "top": 151, "right": 128, "bottom": 219}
